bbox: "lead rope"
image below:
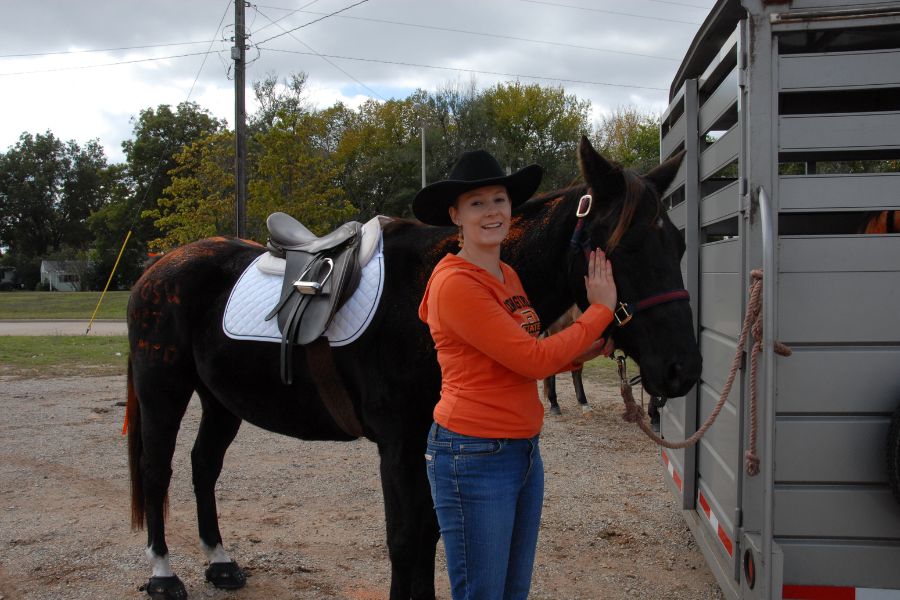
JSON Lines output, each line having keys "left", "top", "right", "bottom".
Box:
{"left": 619, "top": 269, "right": 791, "bottom": 476}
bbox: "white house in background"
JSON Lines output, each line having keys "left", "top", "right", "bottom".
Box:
{"left": 40, "top": 260, "right": 88, "bottom": 291}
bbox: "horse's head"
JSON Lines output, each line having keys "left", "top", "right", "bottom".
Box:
{"left": 571, "top": 136, "right": 700, "bottom": 398}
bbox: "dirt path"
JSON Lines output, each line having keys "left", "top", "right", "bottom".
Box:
{"left": 0, "top": 372, "right": 723, "bottom": 600}
{"left": 0, "top": 320, "right": 126, "bottom": 336}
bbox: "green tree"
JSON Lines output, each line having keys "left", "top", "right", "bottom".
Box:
{"left": 85, "top": 163, "right": 146, "bottom": 289}
{"left": 335, "top": 96, "right": 425, "bottom": 220}
{"left": 594, "top": 107, "right": 660, "bottom": 173}
{"left": 144, "top": 131, "right": 234, "bottom": 251}
{"left": 251, "top": 107, "right": 354, "bottom": 235}
{"left": 250, "top": 72, "right": 310, "bottom": 135}
{"left": 420, "top": 82, "right": 593, "bottom": 193}
{"left": 80, "top": 102, "right": 226, "bottom": 284}
{"left": 123, "top": 102, "right": 225, "bottom": 230}
{"left": 0, "top": 132, "right": 115, "bottom": 286}
{"left": 482, "top": 82, "right": 592, "bottom": 190}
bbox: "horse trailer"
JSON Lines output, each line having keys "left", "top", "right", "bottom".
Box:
{"left": 656, "top": 0, "right": 900, "bottom": 598}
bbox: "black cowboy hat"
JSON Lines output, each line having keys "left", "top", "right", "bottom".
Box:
{"left": 412, "top": 149, "right": 543, "bottom": 226}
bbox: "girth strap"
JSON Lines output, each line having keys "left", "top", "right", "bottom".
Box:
{"left": 305, "top": 338, "right": 364, "bottom": 438}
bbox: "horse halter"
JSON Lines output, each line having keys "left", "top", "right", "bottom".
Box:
{"left": 569, "top": 192, "right": 690, "bottom": 328}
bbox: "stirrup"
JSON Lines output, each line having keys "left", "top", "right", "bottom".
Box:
{"left": 293, "top": 258, "right": 334, "bottom": 294}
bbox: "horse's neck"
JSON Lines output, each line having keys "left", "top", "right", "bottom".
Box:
{"left": 503, "top": 189, "right": 583, "bottom": 326}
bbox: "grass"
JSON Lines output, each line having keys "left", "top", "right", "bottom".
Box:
{"left": 0, "top": 335, "right": 128, "bottom": 377}
{"left": 581, "top": 353, "right": 638, "bottom": 386}
{"left": 0, "top": 291, "right": 130, "bottom": 320}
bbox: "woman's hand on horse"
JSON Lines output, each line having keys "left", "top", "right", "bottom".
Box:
{"left": 585, "top": 248, "right": 617, "bottom": 311}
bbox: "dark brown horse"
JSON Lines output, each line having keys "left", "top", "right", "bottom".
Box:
{"left": 125, "top": 137, "right": 701, "bottom": 600}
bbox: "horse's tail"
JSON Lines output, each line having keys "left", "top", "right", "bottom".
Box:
{"left": 126, "top": 355, "right": 145, "bottom": 530}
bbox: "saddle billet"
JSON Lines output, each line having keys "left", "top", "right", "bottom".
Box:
{"left": 264, "top": 213, "right": 364, "bottom": 385}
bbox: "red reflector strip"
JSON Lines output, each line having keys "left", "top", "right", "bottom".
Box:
{"left": 661, "top": 450, "right": 682, "bottom": 491}
{"left": 660, "top": 450, "right": 734, "bottom": 557}
{"left": 783, "top": 585, "right": 855, "bottom": 599}
{"left": 697, "top": 489, "right": 734, "bottom": 557}
{"left": 784, "top": 586, "right": 900, "bottom": 599}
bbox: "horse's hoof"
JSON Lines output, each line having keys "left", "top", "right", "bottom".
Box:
{"left": 205, "top": 561, "right": 247, "bottom": 590}
{"left": 581, "top": 404, "right": 593, "bottom": 413}
{"left": 143, "top": 575, "right": 188, "bottom": 600}
{"left": 549, "top": 405, "right": 562, "bottom": 416}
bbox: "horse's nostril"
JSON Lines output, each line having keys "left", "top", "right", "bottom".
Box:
{"left": 668, "top": 361, "right": 683, "bottom": 381}
{"left": 666, "top": 361, "right": 686, "bottom": 395}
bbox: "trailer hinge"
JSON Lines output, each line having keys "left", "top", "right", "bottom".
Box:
{"left": 735, "top": 507, "right": 743, "bottom": 528}
{"left": 737, "top": 53, "right": 748, "bottom": 89}
{"left": 739, "top": 177, "right": 748, "bottom": 197}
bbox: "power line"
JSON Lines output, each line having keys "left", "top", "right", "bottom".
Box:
{"left": 250, "top": 0, "right": 325, "bottom": 37}
{"left": 254, "top": 0, "right": 370, "bottom": 46}
{"left": 0, "top": 50, "right": 222, "bottom": 77}
{"left": 261, "top": 46, "right": 667, "bottom": 92}
{"left": 517, "top": 0, "right": 703, "bottom": 25}
{"left": 258, "top": 10, "right": 679, "bottom": 62}
{"left": 253, "top": 6, "right": 387, "bottom": 101}
{"left": 0, "top": 40, "right": 220, "bottom": 60}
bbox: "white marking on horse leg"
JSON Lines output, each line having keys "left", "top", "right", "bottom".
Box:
{"left": 146, "top": 547, "right": 174, "bottom": 577}
{"left": 201, "top": 542, "right": 233, "bottom": 564}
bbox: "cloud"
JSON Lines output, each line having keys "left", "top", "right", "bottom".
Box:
{"left": 0, "top": 0, "right": 714, "bottom": 163}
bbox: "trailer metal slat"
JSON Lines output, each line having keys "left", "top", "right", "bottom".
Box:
{"left": 779, "top": 172, "right": 900, "bottom": 212}
{"left": 778, "top": 271, "right": 900, "bottom": 343}
{"left": 780, "top": 111, "right": 900, "bottom": 153}
{"left": 700, "top": 68, "right": 739, "bottom": 136}
{"left": 775, "top": 417, "right": 893, "bottom": 483}
{"left": 780, "top": 49, "right": 900, "bottom": 91}
{"left": 777, "top": 347, "right": 900, "bottom": 414}
{"left": 774, "top": 486, "right": 900, "bottom": 539}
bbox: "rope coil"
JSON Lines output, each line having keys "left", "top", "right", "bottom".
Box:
{"left": 619, "top": 269, "right": 791, "bottom": 476}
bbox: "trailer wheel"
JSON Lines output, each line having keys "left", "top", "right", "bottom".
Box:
{"left": 889, "top": 403, "right": 900, "bottom": 506}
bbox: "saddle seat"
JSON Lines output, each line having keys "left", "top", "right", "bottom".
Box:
{"left": 267, "top": 212, "right": 359, "bottom": 254}
{"left": 259, "top": 213, "right": 387, "bottom": 275}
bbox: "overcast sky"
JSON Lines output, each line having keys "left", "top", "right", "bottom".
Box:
{"left": 1, "top": 0, "right": 715, "bottom": 164}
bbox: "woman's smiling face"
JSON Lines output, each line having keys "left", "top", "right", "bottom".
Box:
{"left": 448, "top": 185, "right": 511, "bottom": 250}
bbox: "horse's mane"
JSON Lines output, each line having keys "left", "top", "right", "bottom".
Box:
{"left": 604, "top": 170, "right": 663, "bottom": 253}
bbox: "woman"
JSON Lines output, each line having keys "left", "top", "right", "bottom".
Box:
{"left": 414, "top": 149, "right": 618, "bottom": 599}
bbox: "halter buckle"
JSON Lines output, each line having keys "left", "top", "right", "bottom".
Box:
{"left": 576, "top": 194, "right": 592, "bottom": 218}
{"left": 614, "top": 302, "right": 634, "bottom": 326}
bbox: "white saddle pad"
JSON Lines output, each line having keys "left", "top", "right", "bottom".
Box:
{"left": 222, "top": 238, "right": 384, "bottom": 346}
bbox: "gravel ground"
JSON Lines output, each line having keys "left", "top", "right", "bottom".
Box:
{"left": 0, "top": 370, "right": 724, "bottom": 600}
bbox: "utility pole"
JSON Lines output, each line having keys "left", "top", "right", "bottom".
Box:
{"left": 233, "top": 0, "right": 248, "bottom": 238}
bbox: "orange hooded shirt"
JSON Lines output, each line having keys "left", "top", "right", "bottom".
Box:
{"left": 418, "top": 254, "right": 614, "bottom": 438}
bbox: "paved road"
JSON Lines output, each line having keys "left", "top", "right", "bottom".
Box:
{"left": 0, "top": 319, "right": 127, "bottom": 336}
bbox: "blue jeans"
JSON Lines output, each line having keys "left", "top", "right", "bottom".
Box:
{"left": 425, "top": 422, "right": 544, "bottom": 600}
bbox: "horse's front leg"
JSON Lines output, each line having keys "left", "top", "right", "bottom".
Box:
{"left": 378, "top": 436, "right": 440, "bottom": 600}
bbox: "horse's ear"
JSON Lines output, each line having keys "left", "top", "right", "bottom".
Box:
{"left": 578, "top": 135, "right": 624, "bottom": 200}
{"left": 645, "top": 150, "right": 685, "bottom": 196}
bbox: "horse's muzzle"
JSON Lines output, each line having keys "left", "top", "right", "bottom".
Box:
{"left": 641, "top": 352, "right": 702, "bottom": 399}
